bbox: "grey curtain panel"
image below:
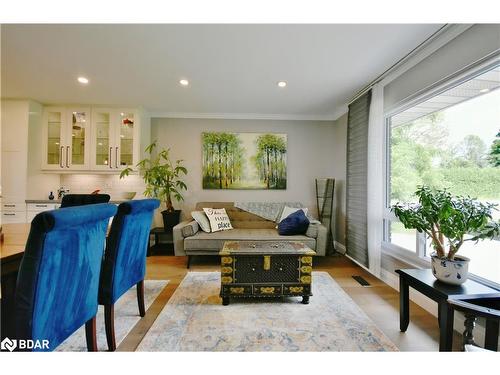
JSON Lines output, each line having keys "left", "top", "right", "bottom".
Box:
{"left": 346, "top": 90, "right": 372, "bottom": 267}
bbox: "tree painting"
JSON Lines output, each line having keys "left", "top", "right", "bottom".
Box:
{"left": 202, "top": 132, "right": 287, "bottom": 189}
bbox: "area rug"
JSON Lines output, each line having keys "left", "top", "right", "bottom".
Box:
{"left": 136, "top": 272, "right": 398, "bottom": 351}
{"left": 57, "top": 280, "right": 168, "bottom": 351}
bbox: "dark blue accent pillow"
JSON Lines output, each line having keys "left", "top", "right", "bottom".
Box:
{"left": 278, "top": 209, "right": 310, "bottom": 235}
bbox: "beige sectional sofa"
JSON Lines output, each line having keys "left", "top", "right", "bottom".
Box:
{"left": 173, "top": 202, "right": 328, "bottom": 266}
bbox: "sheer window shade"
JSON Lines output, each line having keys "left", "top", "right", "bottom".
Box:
{"left": 346, "top": 90, "right": 372, "bottom": 267}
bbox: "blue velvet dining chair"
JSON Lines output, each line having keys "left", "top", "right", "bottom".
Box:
{"left": 60, "top": 193, "right": 111, "bottom": 208}
{"left": 98, "top": 199, "right": 160, "bottom": 351}
{"left": 15, "top": 203, "right": 117, "bottom": 351}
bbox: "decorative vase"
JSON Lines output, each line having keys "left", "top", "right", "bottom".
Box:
{"left": 430, "top": 253, "right": 470, "bottom": 285}
{"left": 161, "top": 209, "right": 181, "bottom": 231}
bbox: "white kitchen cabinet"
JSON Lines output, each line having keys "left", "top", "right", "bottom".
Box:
{"left": 2, "top": 211, "right": 26, "bottom": 224}
{"left": 42, "top": 107, "right": 91, "bottom": 170}
{"left": 26, "top": 202, "right": 60, "bottom": 222}
{"left": 42, "top": 106, "right": 144, "bottom": 173}
{"left": 90, "top": 108, "right": 139, "bottom": 171}
{"left": 2, "top": 201, "right": 27, "bottom": 223}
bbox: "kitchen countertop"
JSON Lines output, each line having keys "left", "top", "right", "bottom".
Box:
{"left": 26, "top": 199, "right": 130, "bottom": 204}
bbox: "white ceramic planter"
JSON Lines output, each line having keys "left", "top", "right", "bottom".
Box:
{"left": 431, "top": 253, "right": 470, "bottom": 285}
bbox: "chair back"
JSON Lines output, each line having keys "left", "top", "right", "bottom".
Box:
{"left": 15, "top": 203, "right": 117, "bottom": 351}
{"left": 60, "top": 194, "right": 111, "bottom": 208}
{"left": 447, "top": 298, "right": 500, "bottom": 351}
{"left": 99, "top": 199, "right": 160, "bottom": 305}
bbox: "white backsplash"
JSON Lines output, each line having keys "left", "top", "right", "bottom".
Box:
{"left": 60, "top": 174, "right": 146, "bottom": 201}
{"left": 60, "top": 174, "right": 164, "bottom": 227}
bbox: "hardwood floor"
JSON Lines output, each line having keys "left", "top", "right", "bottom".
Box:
{"left": 118, "top": 254, "right": 461, "bottom": 351}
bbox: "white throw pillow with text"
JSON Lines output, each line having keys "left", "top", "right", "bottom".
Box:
{"left": 203, "top": 208, "right": 233, "bottom": 232}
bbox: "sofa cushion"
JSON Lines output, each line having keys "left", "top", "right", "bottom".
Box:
{"left": 181, "top": 220, "right": 200, "bottom": 237}
{"left": 195, "top": 202, "right": 277, "bottom": 229}
{"left": 191, "top": 211, "right": 211, "bottom": 232}
{"left": 203, "top": 207, "right": 233, "bottom": 232}
{"left": 305, "top": 223, "right": 319, "bottom": 238}
{"left": 278, "top": 209, "right": 310, "bottom": 235}
{"left": 184, "top": 228, "right": 316, "bottom": 251}
{"left": 278, "top": 206, "right": 309, "bottom": 223}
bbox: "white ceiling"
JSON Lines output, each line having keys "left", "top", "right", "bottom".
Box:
{"left": 1, "top": 24, "right": 444, "bottom": 120}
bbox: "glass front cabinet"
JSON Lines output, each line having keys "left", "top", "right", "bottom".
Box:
{"left": 42, "top": 106, "right": 140, "bottom": 172}
{"left": 90, "top": 108, "right": 138, "bottom": 171}
{"left": 42, "top": 107, "right": 91, "bottom": 170}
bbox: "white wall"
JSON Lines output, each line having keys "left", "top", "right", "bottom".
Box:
{"left": 150, "top": 117, "right": 339, "bottom": 222}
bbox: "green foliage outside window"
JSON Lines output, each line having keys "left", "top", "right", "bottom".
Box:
{"left": 391, "top": 114, "right": 500, "bottom": 203}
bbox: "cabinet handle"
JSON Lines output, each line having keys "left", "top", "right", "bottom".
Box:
{"left": 60, "top": 146, "right": 64, "bottom": 168}
{"left": 115, "top": 147, "right": 119, "bottom": 168}
{"left": 4, "top": 204, "right": 15, "bottom": 207}
{"left": 4, "top": 213, "right": 15, "bottom": 216}
{"left": 35, "top": 204, "right": 48, "bottom": 208}
{"left": 66, "top": 146, "right": 70, "bottom": 168}
{"left": 109, "top": 147, "right": 113, "bottom": 168}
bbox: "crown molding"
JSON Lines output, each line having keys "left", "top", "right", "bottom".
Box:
{"left": 148, "top": 111, "right": 337, "bottom": 121}
{"left": 331, "top": 105, "right": 348, "bottom": 121}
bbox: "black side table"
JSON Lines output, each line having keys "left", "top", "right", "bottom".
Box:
{"left": 148, "top": 227, "right": 173, "bottom": 256}
{"left": 396, "top": 268, "right": 500, "bottom": 351}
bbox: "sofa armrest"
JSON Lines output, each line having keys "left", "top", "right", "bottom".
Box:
{"left": 173, "top": 220, "right": 199, "bottom": 256}
{"left": 307, "top": 223, "right": 328, "bottom": 256}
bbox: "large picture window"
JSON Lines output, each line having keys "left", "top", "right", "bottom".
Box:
{"left": 384, "top": 63, "right": 500, "bottom": 285}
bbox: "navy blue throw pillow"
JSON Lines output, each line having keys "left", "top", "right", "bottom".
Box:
{"left": 278, "top": 209, "right": 310, "bottom": 235}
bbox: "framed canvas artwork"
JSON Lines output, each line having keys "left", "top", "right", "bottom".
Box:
{"left": 202, "top": 132, "right": 287, "bottom": 189}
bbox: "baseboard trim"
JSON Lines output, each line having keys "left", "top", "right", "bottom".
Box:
{"left": 334, "top": 241, "right": 346, "bottom": 254}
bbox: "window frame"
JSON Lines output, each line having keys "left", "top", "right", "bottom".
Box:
{"left": 382, "top": 56, "right": 500, "bottom": 290}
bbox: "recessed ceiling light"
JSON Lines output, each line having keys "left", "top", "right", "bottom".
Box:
{"left": 77, "top": 77, "right": 89, "bottom": 84}
{"left": 277, "top": 81, "right": 287, "bottom": 88}
{"left": 120, "top": 112, "right": 124, "bottom": 116}
{"left": 480, "top": 88, "right": 490, "bottom": 93}
{"left": 179, "top": 79, "right": 189, "bottom": 86}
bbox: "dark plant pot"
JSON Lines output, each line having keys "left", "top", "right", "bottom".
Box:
{"left": 162, "top": 209, "right": 181, "bottom": 231}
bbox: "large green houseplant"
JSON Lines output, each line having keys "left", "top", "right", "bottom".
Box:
{"left": 120, "top": 141, "right": 187, "bottom": 229}
{"left": 392, "top": 186, "right": 499, "bottom": 284}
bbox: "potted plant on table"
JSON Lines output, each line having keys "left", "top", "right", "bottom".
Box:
{"left": 120, "top": 140, "right": 188, "bottom": 230}
{"left": 392, "top": 186, "right": 500, "bottom": 285}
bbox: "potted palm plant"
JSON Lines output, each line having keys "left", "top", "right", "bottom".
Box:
{"left": 120, "top": 140, "right": 187, "bottom": 230}
{"left": 392, "top": 186, "right": 499, "bottom": 285}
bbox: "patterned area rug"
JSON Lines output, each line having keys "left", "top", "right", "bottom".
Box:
{"left": 57, "top": 280, "right": 168, "bottom": 351}
{"left": 137, "top": 272, "right": 398, "bottom": 351}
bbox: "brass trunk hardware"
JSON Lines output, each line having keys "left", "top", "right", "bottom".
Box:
{"left": 221, "top": 276, "right": 233, "bottom": 284}
{"left": 260, "top": 287, "right": 275, "bottom": 294}
{"left": 263, "top": 255, "right": 271, "bottom": 271}
{"left": 301, "top": 266, "right": 312, "bottom": 273}
{"left": 221, "top": 267, "right": 233, "bottom": 274}
{"left": 300, "top": 276, "right": 312, "bottom": 284}
{"left": 290, "top": 286, "right": 304, "bottom": 293}
{"left": 221, "top": 257, "right": 233, "bottom": 265}
{"left": 301, "top": 256, "right": 312, "bottom": 264}
{"left": 229, "top": 287, "right": 245, "bottom": 294}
